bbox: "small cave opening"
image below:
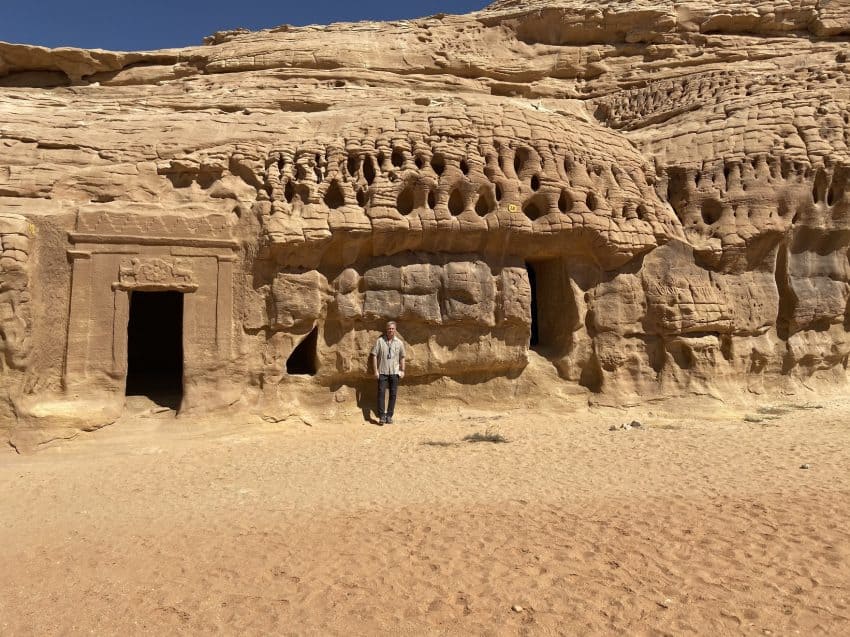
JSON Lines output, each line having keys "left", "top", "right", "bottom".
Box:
{"left": 475, "top": 186, "right": 495, "bottom": 215}
{"left": 125, "top": 291, "right": 183, "bottom": 409}
{"left": 579, "top": 355, "right": 603, "bottom": 393}
{"left": 287, "top": 326, "right": 319, "bottom": 376}
{"left": 523, "top": 197, "right": 546, "bottom": 220}
{"left": 391, "top": 148, "right": 405, "bottom": 168}
{"left": 668, "top": 341, "right": 696, "bottom": 370}
{"left": 0, "top": 70, "right": 70, "bottom": 88}
{"left": 448, "top": 189, "right": 465, "bottom": 215}
{"left": 827, "top": 180, "right": 840, "bottom": 207}
{"left": 397, "top": 186, "right": 415, "bottom": 215}
{"left": 323, "top": 180, "right": 346, "bottom": 209}
{"left": 363, "top": 157, "right": 377, "bottom": 185}
{"left": 558, "top": 190, "right": 572, "bottom": 213}
{"left": 431, "top": 153, "right": 446, "bottom": 176}
{"left": 812, "top": 168, "right": 828, "bottom": 204}
{"left": 514, "top": 147, "right": 531, "bottom": 177}
{"left": 701, "top": 198, "right": 723, "bottom": 225}
{"left": 165, "top": 172, "right": 194, "bottom": 189}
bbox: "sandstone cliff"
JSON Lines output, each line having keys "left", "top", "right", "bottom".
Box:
{"left": 2, "top": 1, "right": 849, "bottom": 441}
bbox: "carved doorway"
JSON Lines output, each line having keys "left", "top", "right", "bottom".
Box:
{"left": 527, "top": 262, "right": 541, "bottom": 347}
{"left": 525, "top": 259, "right": 576, "bottom": 356}
{"left": 125, "top": 291, "right": 184, "bottom": 409}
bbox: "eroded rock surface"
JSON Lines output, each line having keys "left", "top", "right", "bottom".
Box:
{"left": 2, "top": 0, "right": 850, "bottom": 439}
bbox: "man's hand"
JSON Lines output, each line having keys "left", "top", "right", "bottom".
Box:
{"left": 398, "top": 370, "right": 405, "bottom": 379}
{"left": 374, "top": 372, "right": 380, "bottom": 379}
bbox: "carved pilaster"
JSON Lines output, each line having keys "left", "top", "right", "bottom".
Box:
{"left": 65, "top": 250, "right": 93, "bottom": 384}
{"left": 216, "top": 254, "right": 236, "bottom": 359}
{"left": 112, "top": 290, "right": 130, "bottom": 378}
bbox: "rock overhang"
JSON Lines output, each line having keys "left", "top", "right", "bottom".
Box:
{"left": 254, "top": 99, "right": 682, "bottom": 270}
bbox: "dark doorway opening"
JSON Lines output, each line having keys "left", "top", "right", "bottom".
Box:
{"left": 287, "top": 326, "right": 318, "bottom": 375}
{"left": 525, "top": 259, "right": 576, "bottom": 356}
{"left": 125, "top": 291, "right": 183, "bottom": 409}
{"left": 527, "top": 262, "right": 540, "bottom": 347}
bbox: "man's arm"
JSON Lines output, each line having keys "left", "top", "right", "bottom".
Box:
{"left": 370, "top": 340, "right": 380, "bottom": 377}
{"left": 398, "top": 344, "right": 405, "bottom": 377}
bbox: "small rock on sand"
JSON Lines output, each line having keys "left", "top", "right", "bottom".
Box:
{"left": 610, "top": 421, "right": 644, "bottom": 431}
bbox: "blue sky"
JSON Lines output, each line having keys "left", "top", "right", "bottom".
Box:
{"left": 2, "top": 0, "right": 487, "bottom": 51}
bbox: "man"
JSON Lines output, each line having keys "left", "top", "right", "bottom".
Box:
{"left": 370, "top": 321, "right": 405, "bottom": 425}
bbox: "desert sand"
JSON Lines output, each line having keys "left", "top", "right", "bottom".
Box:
{"left": 2, "top": 390, "right": 849, "bottom": 636}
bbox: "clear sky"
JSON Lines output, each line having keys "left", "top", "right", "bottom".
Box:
{"left": 1, "top": 0, "right": 488, "bottom": 51}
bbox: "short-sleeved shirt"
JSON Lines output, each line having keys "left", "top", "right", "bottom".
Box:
{"left": 371, "top": 336, "right": 405, "bottom": 375}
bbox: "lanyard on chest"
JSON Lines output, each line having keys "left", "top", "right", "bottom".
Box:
{"left": 384, "top": 338, "right": 398, "bottom": 359}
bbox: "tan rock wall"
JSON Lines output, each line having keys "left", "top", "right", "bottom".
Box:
{"left": 2, "top": 0, "right": 850, "bottom": 435}
{"left": 246, "top": 254, "right": 532, "bottom": 385}
{"left": 0, "top": 214, "right": 32, "bottom": 372}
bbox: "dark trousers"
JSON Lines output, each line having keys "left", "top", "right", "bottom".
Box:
{"left": 376, "top": 374, "right": 399, "bottom": 419}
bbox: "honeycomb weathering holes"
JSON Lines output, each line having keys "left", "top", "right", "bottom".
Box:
{"left": 558, "top": 190, "right": 572, "bottom": 213}
{"left": 431, "top": 154, "right": 446, "bottom": 176}
{"left": 448, "top": 189, "right": 465, "bottom": 216}
{"left": 701, "top": 199, "right": 723, "bottom": 225}
{"left": 323, "top": 180, "right": 345, "bottom": 209}
{"left": 391, "top": 148, "right": 405, "bottom": 169}
{"left": 363, "top": 157, "right": 376, "bottom": 185}
{"left": 397, "top": 186, "right": 415, "bottom": 215}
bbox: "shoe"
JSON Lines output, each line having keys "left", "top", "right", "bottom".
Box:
{"left": 379, "top": 416, "right": 386, "bottom": 425}
{"left": 386, "top": 417, "right": 393, "bottom": 424}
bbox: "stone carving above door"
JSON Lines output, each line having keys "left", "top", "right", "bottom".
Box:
{"left": 114, "top": 257, "right": 198, "bottom": 292}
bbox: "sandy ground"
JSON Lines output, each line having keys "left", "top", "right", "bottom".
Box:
{"left": 1, "top": 393, "right": 849, "bottom": 636}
